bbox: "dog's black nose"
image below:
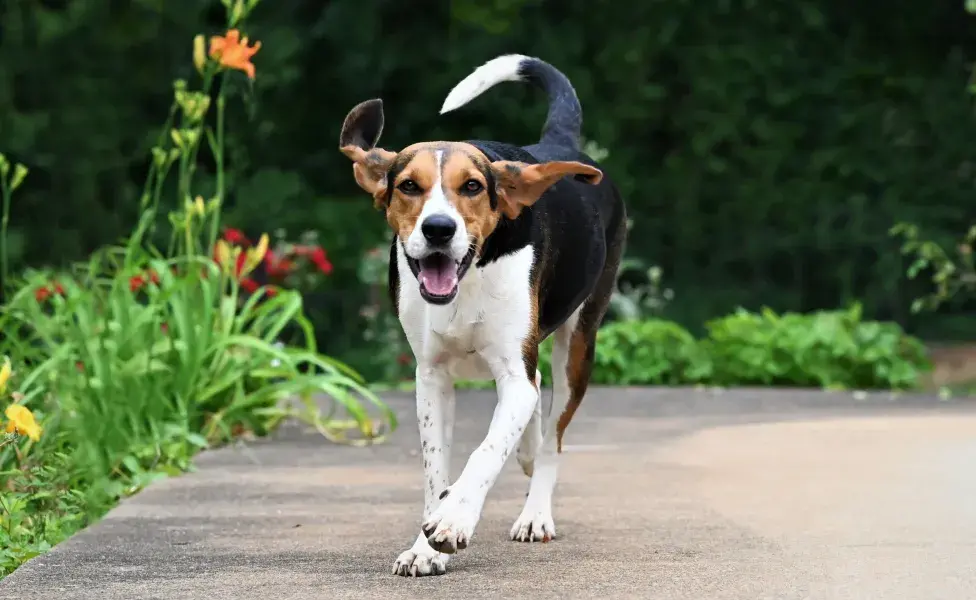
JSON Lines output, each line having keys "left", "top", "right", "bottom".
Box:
{"left": 421, "top": 214, "right": 457, "bottom": 246}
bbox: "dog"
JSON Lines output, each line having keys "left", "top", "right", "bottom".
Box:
{"left": 338, "top": 54, "right": 627, "bottom": 577}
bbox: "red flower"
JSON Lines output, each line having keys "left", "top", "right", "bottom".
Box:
{"left": 291, "top": 244, "right": 333, "bottom": 274}
{"left": 222, "top": 228, "right": 250, "bottom": 246}
{"left": 75, "top": 361, "right": 85, "bottom": 373}
{"left": 234, "top": 252, "right": 247, "bottom": 278}
{"left": 35, "top": 281, "right": 67, "bottom": 302}
{"left": 129, "top": 270, "right": 161, "bottom": 293}
{"left": 265, "top": 287, "right": 278, "bottom": 298}
{"left": 308, "top": 247, "right": 333, "bottom": 275}
{"left": 160, "top": 323, "right": 169, "bottom": 334}
{"left": 129, "top": 275, "right": 146, "bottom": 292}
{"left": 240, "top": 277, "right": 259, "bottom": 293}
{"left": 264, "top": 251, "right": 297, "bottom": 280}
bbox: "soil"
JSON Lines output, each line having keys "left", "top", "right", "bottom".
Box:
{"left": 923, "top": 343, "right": 976, "bottom": 390}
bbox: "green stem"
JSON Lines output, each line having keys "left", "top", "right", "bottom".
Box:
{"left": 185, "top": 219, "right": 195, "bottom": 260}
{"left": 0, "top": 178, "right": 9, "bottom": 295}
{"left": 142, "top": 103, "right": 179, "bottom": 215}
{"left": 182, "top": 75, "right": 216, "bottom": 188}
{"left": 208, "top": 74, "right": 229, "bottom": 253}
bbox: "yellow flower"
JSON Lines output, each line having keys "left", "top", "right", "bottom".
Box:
{"left": 0, "top": 358, "right": 10, "bottom": 395}
{"left": 5, "top": 404, "right": 41, "bottom": 442}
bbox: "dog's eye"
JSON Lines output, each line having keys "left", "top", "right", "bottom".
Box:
{"left": 397, "top": 179, "right": 421, "bottom": 194}
{"left": 461, "top": 179, "right": 484, "bottom": 195}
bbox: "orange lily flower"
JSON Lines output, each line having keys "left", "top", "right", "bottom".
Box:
{"left": 209, "top": 29, "right": 261, "bottom": 79}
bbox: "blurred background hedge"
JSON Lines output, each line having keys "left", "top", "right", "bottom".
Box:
{"left": 2, "top": 0, "right": 976, "bottom": 380}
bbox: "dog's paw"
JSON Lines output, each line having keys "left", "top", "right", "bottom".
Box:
{"left": 392, "top": 538, "right": 449, "bottom": 577}
{"left": 510, "top": 507, "right": 556, "bottom": 543}
{"left": 422, "top": 497, "right": 478, "bottom": 554}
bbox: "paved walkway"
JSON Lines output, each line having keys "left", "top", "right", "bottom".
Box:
{"left": 4, "top": 388, "right": 976, "bottom": 599}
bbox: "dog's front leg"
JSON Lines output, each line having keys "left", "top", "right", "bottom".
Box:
{"left": 422, "top": 356, "right": 538, "bottom": 554}
{"left": 392, "top": 364, "right": 455, "bottom": 577}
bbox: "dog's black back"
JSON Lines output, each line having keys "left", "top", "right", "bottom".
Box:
{"left": 469, "top": 139, "right": 626, "bottom": 340}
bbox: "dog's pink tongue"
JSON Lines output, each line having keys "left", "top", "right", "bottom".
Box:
{"left": 420, "top": 262, "right": 458, "bottom": 296}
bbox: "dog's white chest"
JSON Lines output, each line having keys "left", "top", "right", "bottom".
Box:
{"left": 396, "top": 244, "right": 535, "bottom": 379}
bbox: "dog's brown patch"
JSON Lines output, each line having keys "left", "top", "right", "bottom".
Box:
{"left": 492, "top": 160, "right": 603, "bottom": 220}
{"left": 556, "top": 327, "right": 592, "bottom": 453}
{"left": 521, "top": 278, "right": 542, "bottom": 380}
{"left": 385, "top": 149, "right": 439, "bottom": 240}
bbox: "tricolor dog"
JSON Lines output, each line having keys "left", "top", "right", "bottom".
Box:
{"left": 338, "top": 54, "right": 627, "bottom": 577}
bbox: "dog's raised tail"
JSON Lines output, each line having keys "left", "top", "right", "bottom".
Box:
{"left": 440, "top": 54, "right": 582, "bottom": 150}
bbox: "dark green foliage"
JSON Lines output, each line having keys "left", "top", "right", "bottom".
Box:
{"left": 2, "top": 0, "right": 975, "bottom": 378}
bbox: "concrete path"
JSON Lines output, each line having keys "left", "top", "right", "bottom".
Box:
{"left": 4, "top": 387, "right": 976, "bottom": 599}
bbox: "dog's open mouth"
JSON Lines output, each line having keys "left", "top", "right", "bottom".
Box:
{"left": 408, "top": 248, "right": 476, "bottom": 304}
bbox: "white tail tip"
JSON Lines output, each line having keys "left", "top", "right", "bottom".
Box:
{"left": 439, "top": 54, "right": 530, "bottom": 115}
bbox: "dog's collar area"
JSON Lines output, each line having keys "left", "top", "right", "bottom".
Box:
{"left": 406, "top": 246, "right": 476, "bottom": 305}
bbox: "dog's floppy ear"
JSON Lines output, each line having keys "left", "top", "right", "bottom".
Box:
{"left": 339, "top": 99, "right": 398, "bottom": 208}
{"left": 490, "top": 160, "right": 603, "bottom": 219}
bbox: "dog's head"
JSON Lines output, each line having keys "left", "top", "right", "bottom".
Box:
{"left": 339, "top": 99, "right": 602, "bottom": 305}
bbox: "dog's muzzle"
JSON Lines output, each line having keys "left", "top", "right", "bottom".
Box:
{"left": 406, "top": 214, "right": 475, "bottom": 305}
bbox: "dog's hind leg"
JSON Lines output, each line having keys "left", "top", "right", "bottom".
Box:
{"left": 510, "top": 309, "right": 579, "bottom": 542}
{"left": 511, "top": 229, "right": 622, "bottom": 543}
{"left": 516, "top": 369, "right": 543, "bottom": 477}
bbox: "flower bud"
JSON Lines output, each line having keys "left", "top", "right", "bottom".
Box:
{"left": 0, "top": 358, "right": 11, "bottom": 395}
{"left": 151, "top": 147, "right": 169, "bottom": 169}
{"left": 193, "top": 34, "right": 207, "bottom": 74}
{"left": 241, "top": 233, "right": 269, "bottom": 276}
{"left": 10, "top": 164, "right": 28, "bottom": 192}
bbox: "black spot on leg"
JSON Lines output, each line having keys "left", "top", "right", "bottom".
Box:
{"left": 439, "top": 489, "right": 450, "bottom": 500}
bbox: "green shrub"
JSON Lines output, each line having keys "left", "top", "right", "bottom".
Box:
{"left": 703, "top": 305, "right": 930, "bottom": 390}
